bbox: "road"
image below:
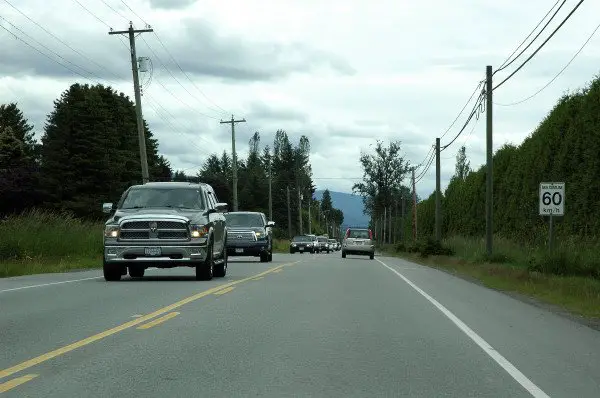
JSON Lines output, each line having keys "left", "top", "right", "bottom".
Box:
{"left": 1, "top": 253, "right": 599, "bottom": 397}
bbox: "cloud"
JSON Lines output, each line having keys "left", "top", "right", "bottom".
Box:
{"left": 148, "top": 0, "right": 196, "bottom": 9}
{"left": 3, "top": 0, "right": 600, "bottom": 200}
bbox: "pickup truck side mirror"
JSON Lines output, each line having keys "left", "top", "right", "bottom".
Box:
{"left": 266, "top": 221, "right": 275, "bottom": 228}
{"left": 215, "top": 203, "right": 228, "bottom": 212}
{"left": 102, "top": 203, "right": 114, "bottom": 214}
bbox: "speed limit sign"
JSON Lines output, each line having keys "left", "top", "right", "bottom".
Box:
{"left": 539, "top": 182, "right": 564, "bottom": 216}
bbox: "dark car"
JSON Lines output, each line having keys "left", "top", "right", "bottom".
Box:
{"left": 224, "top": 211, "right": 274, "bottom": 262}
{"left": 102, "top": 182, "right": 228, "bottom": 281}
{"left": 289, "top": 235, "right": 316, "bottom": 254}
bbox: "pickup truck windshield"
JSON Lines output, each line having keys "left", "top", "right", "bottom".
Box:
{"left": 292, "top": 235, "right": 312, "bottom": 242}
{"left": 120, "top": 187, "right": 205, "bottom": 210}
{"left": 224, "top": 213, "right": 264, "bottom": 227}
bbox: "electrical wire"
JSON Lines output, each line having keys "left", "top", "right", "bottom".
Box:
{"left": 140, "top": 36, "right": 224, "bottom": 118}
{"left": 441, "top": 90, "right": 485, "bottom": 152}
{"left": 150, "top": 76, "right": 218, "bottom": 120}
{"left": 0, "top": 15, "right": 108, "bottom": 84}
{"left": 495, "top": 20, "right": 600, "bottom": 106}
{"left": 493, "top": 0, "right": 586, "bottom": 91}
{"left": 415, "top": 152, "right": 435, "bottom": 184}
{"left": 119, "top": 0, "right": 230, "bottom": 115}
{"left": 99, "top": 0, "right": 129, "bottom": 22}
{"left": 72, "top": 0, "right": 129, "bottom": 50}
{"left": 413, "top": 144, "right": 434, "bottom": 171}
{"left": 440, "top": 79, "right": 484, "bottom": 139}
{"left": 494, "top": 0, "right": 566, "bottom": 75}
{"left": 4, "top": 0, "right": 125, "bottom": 81}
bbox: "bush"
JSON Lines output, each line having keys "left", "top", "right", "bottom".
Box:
{"left": 393, "top": 237, "right": 453, "bottom": 257}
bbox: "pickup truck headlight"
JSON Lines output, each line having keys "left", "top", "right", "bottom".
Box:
{"left": 104, "top": 225, "right": 120, "bottom": 238}
{"left": 254, "top": 230, "right": 267, "bottom": 240}
{"left": 190, "top": 224, "right": 209, "bottom": 238}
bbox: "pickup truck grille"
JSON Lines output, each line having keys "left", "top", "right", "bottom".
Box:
{"left": 227, "top": 231, "right": 256, "bottom": 243}
{"left": 119, "top": 219, "right": 189, "bottom": 241}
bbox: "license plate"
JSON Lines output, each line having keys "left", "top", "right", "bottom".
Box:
{"left": 299, "top": 248, "right": 304, "bottom": 251}
{"left": 144, "top": 247, "right": 161, "bottom": 256}
{"left": 235, "top": 248, "right": 244, "bottom": 253}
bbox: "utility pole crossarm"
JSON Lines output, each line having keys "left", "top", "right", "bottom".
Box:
{"left": 109, "top": 29, "right": 154, "bottom": 35}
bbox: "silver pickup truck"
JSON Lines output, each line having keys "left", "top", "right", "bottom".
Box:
{"left": 102, "top": 182, "right": 228, "bottom": 281}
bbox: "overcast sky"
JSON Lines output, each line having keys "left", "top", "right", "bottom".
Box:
{"left": 2, "top": 0, "right": 600, "bottom": 199}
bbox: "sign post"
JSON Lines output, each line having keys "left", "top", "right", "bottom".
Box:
{"left": 539, "top": 182, "right": 565, "bottom": 251}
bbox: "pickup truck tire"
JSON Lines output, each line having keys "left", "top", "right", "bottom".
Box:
{"left": 129, "top": 266, "right": 145, "bottom": 278}
{"left": 214, "top": 246, "right": 227, "bottom": 277}
{"left": 103, "top": 260, "right": 122, "bottom": 281}
{"left": 196, "top": 242, "right": 214, "bottom": 281}
{"left": 260, "top": 252, "right": 269, "bottom": 263}
{"left": 370, "top": 253, "right": 375, "bottom": 260}
{"left": 341, "top": 251, "right": 347, "bottom": 258}
{"left": 268, "top": 252, "right": 273, "bottom": 262}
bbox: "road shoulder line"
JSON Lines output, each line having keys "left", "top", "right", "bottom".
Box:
{"left": 376, "top": 258, "right": 550, "bottom": 398}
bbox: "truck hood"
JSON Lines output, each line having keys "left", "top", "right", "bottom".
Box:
{"left": 106, "top": 207, "right": 209, "bottom": 225}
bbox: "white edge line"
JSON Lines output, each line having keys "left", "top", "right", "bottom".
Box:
{"left": 0, "top": 276, "right": 102, "bottom": 293}
{"left": 376, "top": 258, "right": 550, "bottom": 398}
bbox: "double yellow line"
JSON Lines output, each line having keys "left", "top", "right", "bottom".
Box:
{"left": 0, "top": 261, "right": 298, "bottom": 388}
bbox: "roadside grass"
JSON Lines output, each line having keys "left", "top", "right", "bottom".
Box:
{"left": 381, "top": 236, "right": 600, "bottom": 320}
{"left": 0, "top": 210, "right": 103, "bottom": 278}
{"left": 0, "top": 210, "right": 294, "bottom": 277}
{"left": 273, "top": 239, "right": 290, "bottom": 253}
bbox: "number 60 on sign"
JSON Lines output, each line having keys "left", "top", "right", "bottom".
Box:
{"left": 539, "top": 182, "right": 565, "bottom": 216}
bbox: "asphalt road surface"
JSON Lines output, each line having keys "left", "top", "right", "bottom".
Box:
{"left": 1, "top": 252, "right": 599, "bottom": 397}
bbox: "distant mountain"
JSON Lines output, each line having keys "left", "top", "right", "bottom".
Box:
{"left": 314, "top": 190, "right": 369, "bottom": 228}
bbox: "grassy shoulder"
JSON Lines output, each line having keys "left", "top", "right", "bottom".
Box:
{"left": 0, "top": 210, "right": 292, "bottom": 277}
{"left": 381, "top": 236, "right": 600, "bottom": 320}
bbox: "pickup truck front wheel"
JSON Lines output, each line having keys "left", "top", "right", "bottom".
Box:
{"left": 129, "top": 266, "right": 145, "bottom": 278}
{"left": 103, "top": 260, "right": 122, "bottom": 281}
{"left": 196, "top": 243, "right": 214, "bottom": 281}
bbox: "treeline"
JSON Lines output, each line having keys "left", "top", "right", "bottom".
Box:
{"left": 173, "top": 131, "right": 345, "bottom": 238}
{"left": 0, "top": 83, "right": 343, "bottom": 238}
{"left": 416, "top": 75, "right": 600, "bottom": 245}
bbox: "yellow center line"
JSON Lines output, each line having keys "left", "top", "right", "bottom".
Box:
{"left": 137, "top": 312, "right": 180, "bottom": 330}
{"left": 272, "top": 269, "right": 283, "bottom": 273}
{"left": 251, "top": 277, "right": 264, "bottom": 281}
{"left": 0, "top": 261, "right": 300, "bottom": 380}
{"left": 0, "top": 374, "right": 38, "bottom": 393}
{"left": 214, "top": 286, "right": 235, "bottom": 296}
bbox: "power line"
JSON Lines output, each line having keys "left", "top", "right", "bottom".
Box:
{"left": 494, "top": 0, "right": 566, "bottom": 74}
{"left": 151, "top": 76, "right": 219, "bottom": 120}
{"left": 72, "top": 0, "right": 129, "bottom": 50}
{"left": 0, "top": 16, "right": 106, "bottom": 84}
{"left": 140, "top": 36, "right": 224, "bottom": 117}
{"left": 4, "top": 0, "right": 124, "bottom": 81}
{"left": 440, "top": 79, "right": 484, "bottom": 139}
{"left": 100, "top": 0, "right": 128, "bottom": 22}
{"left": 441, "top": 90, "right": 485, "bottom": 152}
{"left": 119, "top": 0, "right": 229, "bottom": 115}
{"left": 414, "top": 144, "right": 434, "bottom": 171}
{"left": 495, "top": 20, "right": 600, "bottom": 107}
{"left": 415, "top": 151, "right": 435, "bottom": 184}
{"left": 493, "top": 0, "right": 586, "bottom": 91}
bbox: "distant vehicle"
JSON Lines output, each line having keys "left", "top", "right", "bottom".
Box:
{"left": 102, "top": 182, "right": 228, "bottom": 281}
{"left": 289, "top": 235, "right": 316, "bottom": 254}
{"left": 224, "top": 211, "right": 274, "bottom": 262}
{"left": 305, "top": 234, "right": 321, "bottom": 253}
{"left": 342, "top": 227, "right": 375, "bottom": 259}
{"left": 328, "top": 239, "right": 338, "bottom": 251}
{"left": 317, "top": 236, "right": 330, "bottom": 253}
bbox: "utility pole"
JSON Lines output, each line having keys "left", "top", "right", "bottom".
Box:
{"left": 401, "top": 194, "right": 405, "bottom": 242}
{"left": 298, "top": 187, "right": 303, "bottom": 235}
{"left": 220, "top": 115, "right": 246, "bottom": 211}
{"left": 435, "top": 137, "right": 441, "bottom": 242}
{"left": 308, "top": 198, "right": 312, "bottom": 234}
{"left": 388, "top": 206, "right": 392, "bottom": 245}
{"left": 268, "top": 163, "right": 273, "bottom": 221}
{"left": 109, "top": 22, "right": 153, "bottom": 184}
{"left": 383, "top": 206, "right": 387, "bottom": 244}
{"left": 287, "top": 186, "right": 292, "bottom": 238}
{"left": 412, "top": 167, "right": 418, "bottom": 241}
{"left": 486, "top": 65, "right": 493, "bottom": 256}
